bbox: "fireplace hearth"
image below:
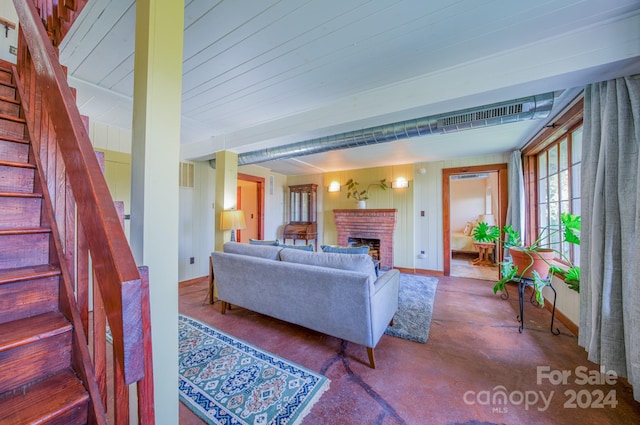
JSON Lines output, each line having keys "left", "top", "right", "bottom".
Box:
{"left": 333, "top": 209, "right": 397, "bottom": 270}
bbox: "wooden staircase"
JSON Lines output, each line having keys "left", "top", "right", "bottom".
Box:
{"left": 0, "top": 64, "right": 90, "bottom": 424}
{"left": 0, "top": 66, "right": 91, "bottom": 423}
{"left": 0, "top": 1, "right": 156, "bottom": 423}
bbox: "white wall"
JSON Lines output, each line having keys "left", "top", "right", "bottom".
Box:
{"left": 413, "top": 153, "right": 510, "bottom": 272}
{"left": 178, "top": 161, "right": 215, "bottom": 281}
{"left": 0, "top": 0, "right": 17, "bottom": 64}
{"left": 450, "top": 178, "right": 486, "bottom": 232}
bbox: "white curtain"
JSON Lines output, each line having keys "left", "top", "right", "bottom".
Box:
{"left": 505, "top": 150, "right": 525, "bottom": 236}
{"left": 579, "top": 75, "right": 640, "bottom": 402}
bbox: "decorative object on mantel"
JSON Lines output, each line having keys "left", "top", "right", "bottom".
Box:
{"left": 178, "top": 315, "right": 330, "bottom": 425}
{"left": 220, "top": 209, "right": 246, "bottom": 242}
{"left": 345, "top": 178, "right": 388, "bottom": 208}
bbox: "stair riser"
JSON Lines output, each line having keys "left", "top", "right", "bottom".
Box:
{"left": 0, "top": 276, "right": 59, "bottom": 324}
{"left": 0, "top": 139, "right": 28, "bottom": 163}
{"left": 0, "top": 100, "right": 19, "bottom": 117}
{"left": 0, "top": 117, "right": 24, "bottom": 139}
{"left": 0, "top": 331, "right": 71, "bottom": 394}
{"left": 46, "top": 404, "right": 89, "bottom": 425}
{"left": 0, "top": 70, "right": 11, "bottom": 85}
{"left": 0, "top": 196, "right": 42, "bottom": 228}
{"left": 0, "top": 83, "right": 15, "bottom": 99}
{"left": 0, "top": 165, "right": 34, "bottom": 193}
{"left": 0, "top": 233, "right": 49, "bottom": 269}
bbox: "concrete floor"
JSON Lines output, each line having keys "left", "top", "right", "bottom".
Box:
{"left": 178, "top": 274, "right": 640, "bottom": 425}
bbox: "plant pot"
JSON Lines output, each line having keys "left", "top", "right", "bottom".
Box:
{"left": 508, "top": 247, "right": 555, "bottom": 279}
{"left": 357, "top": 200, "right": 366, "bottom": 209}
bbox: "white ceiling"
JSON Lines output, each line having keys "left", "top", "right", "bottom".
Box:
{"left": 59, "top": 0, "right": 640, "bottom": 175}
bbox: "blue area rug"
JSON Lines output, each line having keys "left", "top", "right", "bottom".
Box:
{"left": 178, "top": 315, "right": 330, "bottom": 425}
{"left": 384, "top": 273, "right": 439, "bottom": 343}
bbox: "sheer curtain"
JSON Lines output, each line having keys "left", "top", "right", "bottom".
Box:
{"left": 579, "top": 75, "right": 640, "bottom": 402}
{"left": 505, "top": 150, "right": 525, "bottom": 237}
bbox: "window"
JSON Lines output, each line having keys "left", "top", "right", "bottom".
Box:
{"left": 536, "top": 125, "right": 582, "bottom": 265}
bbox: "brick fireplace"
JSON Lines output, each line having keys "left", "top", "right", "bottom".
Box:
{"left": 333, "top": 209, "right": 397, "bottom": 270}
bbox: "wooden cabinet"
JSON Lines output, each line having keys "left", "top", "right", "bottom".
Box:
{"left": 283, "top": 184, "right": 317, "bottom": 248}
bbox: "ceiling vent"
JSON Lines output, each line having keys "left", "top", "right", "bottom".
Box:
{"left": 209, "top": 92, "right": 554, "bottom": 168}
{"left": 451, "top": 173, "right": 490, "bottom": 180}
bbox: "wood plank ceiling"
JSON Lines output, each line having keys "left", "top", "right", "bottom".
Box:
{"left": 59, "top": 0, "right": 640, "bottom": 174}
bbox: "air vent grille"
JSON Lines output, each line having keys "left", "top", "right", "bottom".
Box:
{"left": 180, "top": 162, "right": 194, "bottom": 188}
{"left": 440, "top": 103, "right": 524, "bottom": 126}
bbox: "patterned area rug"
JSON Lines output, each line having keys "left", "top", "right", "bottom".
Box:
{"left": 384, "top": 273, "right": 439, "bottom": 343}
{"left": 178, "top": 315, "right": 330, "bottom": 425}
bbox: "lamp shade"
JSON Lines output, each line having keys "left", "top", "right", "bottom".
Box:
{"left": 220, "top": 210, "right": 246, "bottom": 230}
{"left": 478, "top": 214, "right": 496, "bottom": 226}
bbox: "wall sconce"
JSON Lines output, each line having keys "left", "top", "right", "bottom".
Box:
{"left": 327, "top": 181, "right": 341, "bottom": 192}
{"left": 220, "top": 209, "right": 246, "bottom": 242}
{"left": 391, "top": 177, "right": 409, "bottom": 189}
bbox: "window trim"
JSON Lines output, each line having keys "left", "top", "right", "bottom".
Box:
{"left": 522, "top": 95, "right": 583, "bottom": 264}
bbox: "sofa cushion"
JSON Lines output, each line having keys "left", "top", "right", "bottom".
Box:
{"left": 222, "top": 241, "right": 282, "bottom": 260}
{"left": 321, "top": 244, "right": 369, "bottom": 254}
{"left": 278, "top": 243, "right": 314, "bottom": 251}
{"left": 249, "top": 238, "right": 280, "bottom": 246}
{"left": 279, "top": 249, "right": 377, "bottom": 284}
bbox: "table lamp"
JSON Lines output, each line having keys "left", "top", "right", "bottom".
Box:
{"left": 220, "top": 209, "right": 246, "bottom": 242}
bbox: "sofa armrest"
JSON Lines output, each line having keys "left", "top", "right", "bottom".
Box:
{"left": 372, "top": 269, "right": 400, "bottom": 296}
{"left": 369, "top": 269, "right": 400, "bottom": 347}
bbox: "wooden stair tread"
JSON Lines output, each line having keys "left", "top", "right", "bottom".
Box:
{"left": 0, "top": 191, "right": 42, "bottom": 198}
{"left": 0, "top": 113, "right": 24, "bottom": 124}
{"left": 0, "top": 227, "right": 51, "bottom": 236}
{"left": 0, "top": 95, "right": 19, "bottom": 105}
{"left": 0, "top": 311, "right": 71, "bottom": 353}
{"left": 0, "top": 79, "right": 15, "bottom": 88}
{"left": 0, "top": 134, "right": 29, "bottom": 144}
{"left": 0, "top": 369, "right": 88, "bottom": 425}
{"left": 0, "top": 159, "right": 35, "bottom": 169}
{"left": 0, "top": 264, "right": 60, "bottom": 285}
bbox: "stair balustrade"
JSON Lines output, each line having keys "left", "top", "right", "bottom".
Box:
{"left": 7, "top": 1, "right": 155, "bottom": 423}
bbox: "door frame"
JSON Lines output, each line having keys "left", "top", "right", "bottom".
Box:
{"left": 442, "top": 163, "right": 508, "bottom": 276}
{"left": 237, "top": 173, "right": 265, "bottom": 241}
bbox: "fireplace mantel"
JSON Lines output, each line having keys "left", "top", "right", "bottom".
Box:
{"left": 333, "top": 209, "right": 397, "bottom": 270}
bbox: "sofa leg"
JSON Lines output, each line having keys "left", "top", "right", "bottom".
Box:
{"left": 389, "top": 318, "right": 394, "bottom": 326}
{"left": 221, "top": 301, "right": 227, "bottom": 314}
{"left": 367, "top": 347, "right": 376, "bottom": 369}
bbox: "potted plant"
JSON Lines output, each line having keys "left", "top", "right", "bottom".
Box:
{"left": 345, "top": 178, "right": 388, "bottom": 208}
{"left": 473, "top": 212, "right": 581, "bottom": 305}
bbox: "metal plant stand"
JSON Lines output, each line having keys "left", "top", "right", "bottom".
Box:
{"left": 515, "top": 275, "right": 560, "bottom": 335}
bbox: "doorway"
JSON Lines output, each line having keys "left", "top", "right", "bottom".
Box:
{"left": 442, "top": 164, "right": 507, "bottom": 278}
{"left": 236, "top": 173, "right": 265, "bottom": 243}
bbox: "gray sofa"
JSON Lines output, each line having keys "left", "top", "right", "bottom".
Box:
{"left": 210, "top": 242, "right": 400, "bottom": 368}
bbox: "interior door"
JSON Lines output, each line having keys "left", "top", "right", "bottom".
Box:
{"left": 237, "top": 173, "right": 265, "bottom": 242}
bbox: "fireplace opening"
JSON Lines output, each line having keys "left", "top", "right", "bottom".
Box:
{"left": 348, "top": 237, "right": 380, "bottom": 262}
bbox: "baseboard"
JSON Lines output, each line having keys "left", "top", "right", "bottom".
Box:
{"left": 544, "top": 297, "right": 579, "bottom": 336}
{"left": 394, "top": 267, "right": 444, "bottom": 276}
{"left": 179, "top": 275, "right": 207, "bottom": 286}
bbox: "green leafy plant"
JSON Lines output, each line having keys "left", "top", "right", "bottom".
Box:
{"left": 345, "top": 178, "right": 388, "bottom": 201}
{"left": 472, "top": 221, "right": 501, "bottom": 243}
{"left": 486, "top": 212, "right": 581, "bottom": 304}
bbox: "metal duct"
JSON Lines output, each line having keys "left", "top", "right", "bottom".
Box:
{"left": 209, "top": 92, "right": 554, "bottom": 169}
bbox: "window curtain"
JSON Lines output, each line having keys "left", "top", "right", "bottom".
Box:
{"left": 579, "top": 75, "right": 640, "bottom": 402}
{"left": 505, "top": 150, "right": 525, "bottom": 236}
